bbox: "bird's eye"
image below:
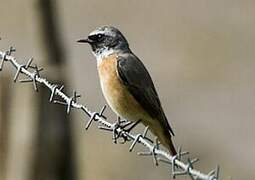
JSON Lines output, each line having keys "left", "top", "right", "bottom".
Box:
{"left": 88, "top": 34, "right": 104, "bottom": 42}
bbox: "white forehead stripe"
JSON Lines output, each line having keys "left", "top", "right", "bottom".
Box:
{"left": 89, "top": 29, "right": 105, "bottom": 36}
{"left": 89, "top": 27, "right": 115, "bottom": 37}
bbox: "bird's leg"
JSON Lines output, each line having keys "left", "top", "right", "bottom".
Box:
{"left": 115, "top": 116, "right": 142, "bottom": 132}
{"left": 124, "top": 119, "right": 142, "bottom": 133}
{"left": 117, "top": 116, "right": 133, "bottom": 129}
{"left": 111, "top": 117, "right": 142, "bottom": 144}
{"left": 111, "top": 116, "right": 131, "bottom": 143}
{"left": 118, "top": 119, "right": 142, "bottom": 144}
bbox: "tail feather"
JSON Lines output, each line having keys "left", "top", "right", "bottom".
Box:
{"left": 168, "top": 137, "right": 177, "bottom": 156}
{"left": 145, "top": 120, "right": 177, "bottom": 156}
{"left": 155, "top": 128, "right": 177, "bottom": 156}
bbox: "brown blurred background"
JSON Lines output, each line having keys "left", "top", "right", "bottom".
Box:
{"left": 1, "top": 0, "right": 255, "bottom": 180}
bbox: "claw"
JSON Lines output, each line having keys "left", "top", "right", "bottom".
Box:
{"left": 111, "top": 116, "right": 130, "bottom": 144}
{"left": 124, "top": 119, "right": 142, "bottom": 133}
{"left": 111, "top": 118, "right": 142, "bottom": 144}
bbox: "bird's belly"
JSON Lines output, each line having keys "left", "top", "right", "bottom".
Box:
{"left": 97, "top": 55, "right": 149, "bottom": 122}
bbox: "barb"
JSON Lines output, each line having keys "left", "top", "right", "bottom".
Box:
{"left": 0, "top": 48, "right": 220, "bottom": 180}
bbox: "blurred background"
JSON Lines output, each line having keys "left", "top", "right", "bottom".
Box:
{"left": 0, "top": 0, "right": 255, "bottom": 179}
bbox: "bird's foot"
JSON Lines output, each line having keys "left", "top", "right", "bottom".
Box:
{"left": 123, "top": 119, "right": 142, "bottom": 133}
{"left": 111, "top": 117, "right": 142, "bottom": 144}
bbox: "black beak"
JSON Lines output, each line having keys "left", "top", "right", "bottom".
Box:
{"left": 77, "top": 38, "right": 93, "bottom": 44}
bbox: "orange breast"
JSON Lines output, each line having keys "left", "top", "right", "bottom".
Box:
{"left": 98, "top": 55, "right": 173, "bottom": 149}
{"left": 97, "top": 54, "right": 149, "bottom": 122}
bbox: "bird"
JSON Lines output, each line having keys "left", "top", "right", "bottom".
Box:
{"left": 77, "top": 26, "right": 177, "bottom": 155}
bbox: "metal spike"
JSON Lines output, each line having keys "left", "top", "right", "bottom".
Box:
{"left": 53, "top": 100, "right": 67, "bottom": 105}
{"left": 85, "top": 112, "right": 98, "bottom": 130}
{"left": 180, "top": 151, "right": 189, "bottom": 157}
{"left": 208, "top": 169, "right": 216, "bottom": 176}
{"left": 13, "top": 65, "right": 25, "bottom": 82}
{"left": 19, "top": 78, "right": 33, "bottom": 83}
{"left": 143, "top": 126, "right": 149, "bottom": 137}
{"left": 129, "top": 134, "right": 142, "bottom": 152}
{"left": 173, "top": 171, "right": 187, "bottom": 176}
{"left": 49, "top": 85, "right": 58, "bottom": 102}
{"left": 137, "top": 151, "right": 152, "bottom": 156}
{"left": 187, "top": 158, "right": 194, "bottom": 169}
{"left": 191, "top": 158, "right": 199, "bottom": 164}
{"left": 66, "top": 99, "right": 72, "bottom": 114}
{"left": 151, "top": 137, "right": 159, "bottom": 166}
{"left": 73, "top": 91, "right": 78, "bottom": 102}
{"left": 215, "top": 165, "right": 220, "bottom": 180}
{"left": 208, "top": 165, "right": 220, "bottom": 180}
{"left": 0, "top": 52, "right": 6, "bottom": 71}
{"left": 38, "top": 67, "right": 44, "bottom": 72}
{"left": 34, "top": 65, "right": 40, "bottom": 77}
{"left": 32, "top": 77, "right": 38, "bottom": 91}
{"left": 0, "top": 47, "right": 16, "bottom": 71}
{"left": 121, "top": 121, "right": 133, "bottom": 128}
{"left": 59, "top": 85, "right": 64, "bottom": 91}
{"left": 106, "top": 116, "right": 120, "bottom": 144}
{"left": 129, "top": 126, "right": 153, "bottom": 152}
{"left": 98, "top": 126, "right": 112, "bottom": 131}
{"left": 172, "top": 154, "right": 179, "bottom": 178}
{"left": 25, "top": 58, "right": 33, "bottom": 69}
{"left": 8, "top": 46, "right": 16, "bottom": 55}
{"left": 187, "top": 158, "right": 195, "bottom": 180}
{"left": 99, "top": 105, "right": 107, "bottom": 116}
{"left": 99, "top": 105, "right": 107, "bottom": 120}
{"left": 157, "top": 157, "right": 171, "bottom": 164}
{"left": 0, "top": 59, "right": 4, "bottom": 71}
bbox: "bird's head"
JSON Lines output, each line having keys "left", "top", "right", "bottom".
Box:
{"left": 77, "top": 26, "right": 130, "bottom": 56}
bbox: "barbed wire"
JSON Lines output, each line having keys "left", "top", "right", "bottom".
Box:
{"left": 0, "top": 47, "right": 220, "bottom": 180}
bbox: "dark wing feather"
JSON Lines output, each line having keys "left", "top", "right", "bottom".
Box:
{"left": 117, "top": 53, "right": 174, "bottom": 136}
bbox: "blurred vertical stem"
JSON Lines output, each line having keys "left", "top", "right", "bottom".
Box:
{"left": 0, "top": 75, "right": 11, "bottom": 180}
{"left": 31, "top": 0, "right": 76, "bottom": 180}
{"left": 37, "top": 0, "right": 65, "bottom": 65}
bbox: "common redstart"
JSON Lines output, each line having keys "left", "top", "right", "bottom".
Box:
{"left": 78, "top": 26, "right": 177, "bottom": 155}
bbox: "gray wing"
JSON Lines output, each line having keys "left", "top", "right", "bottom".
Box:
{"left": 117, "top": 53, "right": 174, "bottom": 136}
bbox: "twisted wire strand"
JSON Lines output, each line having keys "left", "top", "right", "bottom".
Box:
{"left": 0, "top": 48, "right": 219, "bottom": 180}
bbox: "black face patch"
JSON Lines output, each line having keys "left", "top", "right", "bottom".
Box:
{"left": 87, "top": 27, "right": 130, "bottom": 54}
{"left": 90, "top": 34, "right": 115, "bottom": 52}
{"left": 88, "top": 33, "right": 105, "bottom": 43}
